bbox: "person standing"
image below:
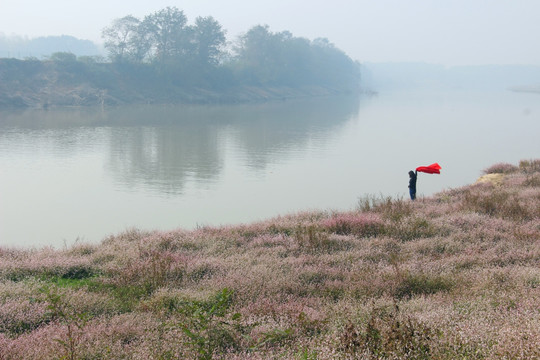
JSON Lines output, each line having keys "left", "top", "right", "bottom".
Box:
{"left": 408, "top": 170, "right": 417, "bottom": 200}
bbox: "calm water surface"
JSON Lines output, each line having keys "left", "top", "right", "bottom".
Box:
{"left": 1, "top": 90, "right": 539, "bottom": 248}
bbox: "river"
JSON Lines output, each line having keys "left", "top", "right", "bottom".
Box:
{"left": 1, "top": 89, "right": 539, "bottom": 247}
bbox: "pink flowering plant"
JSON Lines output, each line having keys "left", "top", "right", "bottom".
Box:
{"left": 0, "top": 159, "right": 539, "bottom": 359}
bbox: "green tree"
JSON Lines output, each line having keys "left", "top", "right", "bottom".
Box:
{"left": 277, "top": 35, "right": 312, "bottom": 85}
{"left": 310, "top": 37, "right": 361, "bottom": 90}
{"left": 192, "top": 16, "right": 226, "bottom": 67}
{"left": 142, "top": 6, "right": 189, "bottom": 63}
{"left": 234, "top": 25, "right": 282, "bottom": 84}
{"left": 233, "top": 26, "right": 360, "bottom": 90}
{"left": 99, "top": 9, "right": 360, "bottom": 92}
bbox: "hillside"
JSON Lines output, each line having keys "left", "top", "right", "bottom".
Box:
{"left": 0, "top": 35, "right": 102, "bottom": 60}
{"left": 0, "top": 160, "right": 539, "bottom": 359}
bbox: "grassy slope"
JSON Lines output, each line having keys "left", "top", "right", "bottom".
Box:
{"left": 0, "top": 160, "right": 539, "bottom": 359}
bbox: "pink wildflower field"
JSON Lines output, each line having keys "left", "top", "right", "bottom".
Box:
{"left": 1, "top": 160, "right": 539, "bottom": 359}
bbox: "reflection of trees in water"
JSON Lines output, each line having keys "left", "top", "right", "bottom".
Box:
{"left": 106, "top": 118, "right": 223, "bottom": 195}
{"left": 0, "top": 96, "right": 360, "bottom": 196}
{"left": 105, "top": 96, "right": 360, "bottom": 194}
{"left": 225, "top": 96, "right": 361, "bottom": 171}
{"left": 0, "top": 108, "right": 109, "bottom": 157}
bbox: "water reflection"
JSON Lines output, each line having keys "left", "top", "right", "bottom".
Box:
{"left": 0, "top": 109, "right": 107, "bottom": 158}
{"left": 103, "top": 96, "right": 360, "bottom": 195}
{"left": 225, "top": 96, "right": 360, "bottom": 171}
{"left": 0, "top": 96, "right": 360, "bottom": 198}
{"left": 106, "top": 120, "right": 224, "bottom": 195}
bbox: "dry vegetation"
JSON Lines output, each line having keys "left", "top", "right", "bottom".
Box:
{"left": 1, "top": 160, "right": 539, "bottom": 359}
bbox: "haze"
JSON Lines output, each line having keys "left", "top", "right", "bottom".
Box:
{"left": 1, "top": 0, "right": 540, "bottom": 66}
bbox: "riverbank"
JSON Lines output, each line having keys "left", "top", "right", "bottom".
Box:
{"left": 0, "top": 58, "right": 360, "bottom": 109}
{"left": 1, "top": 159, "right": 539, "bottom": 359}
{"left": 1, "top": 78, "right": 354, "bottom": 109}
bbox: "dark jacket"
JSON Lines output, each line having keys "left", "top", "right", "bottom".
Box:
{"left": 408, "top": 171, "right": 417, "bottom": 191}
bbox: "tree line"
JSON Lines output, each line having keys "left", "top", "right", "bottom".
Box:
{"left": 101, "top": 7, "right": 360, "bottom": 91}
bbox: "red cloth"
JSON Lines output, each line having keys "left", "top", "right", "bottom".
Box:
{"left": 416, "top": 163, "right": 441, "bottom": 174}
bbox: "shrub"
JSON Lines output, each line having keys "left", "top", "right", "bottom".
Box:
{"left": 294, "top": 225, "right": 335, "bottom": 252}
{"left": 0, "top": 300, "right": 50, "bottom": 336}
{"left": 40, "top": 286, "right": 90, "bottom": 360}
{"left": 340, "top": 305, "right": 434, "bottom": 359}
{"left": 107, "top": 247, "right": 184, "bottom": 293}
{"left": 462, "top": 188, "right": 532, "bottom": 220}
{"left": 519, "top": 159, "right": 540, "bottom": 173}
{"left": 321, "top": 213, "right": 384, "bottom": 237}
{"left": 176, "top": 288, "right": 242, "bottom": 359}
{"left": 187, "top": 262, "right": 218, "bottom": 283}
{"left": 394, "top": 272, "right": 454, "bottom": 299}
{"left": 359, "top": 195, "right": 413, "bottom": 222}
{"left": 60, "top": 264, "right": 96, "bottom": 280}
{"left": 357, "top": 194, "right": 387, "bottom": 212}
{"left": 483, "top": 162, "right": 518, "bottom": 175}
{"left": 49, "top": 52, "right": 77, "bottom": 63}
{"left": 523, "top": 174, "right": 540, "bottom": 187}
{"left": 388, "top": 217, "right": 438, "bottom": 241}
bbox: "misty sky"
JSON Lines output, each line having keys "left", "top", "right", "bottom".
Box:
{"left": 1, "top": 0, "right": 539, "bottom": 66}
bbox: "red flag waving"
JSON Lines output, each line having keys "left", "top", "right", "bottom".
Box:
{"left": 416, "top": 163, "right": 442, "bottom": 174}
